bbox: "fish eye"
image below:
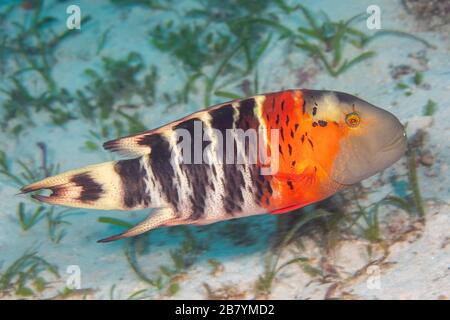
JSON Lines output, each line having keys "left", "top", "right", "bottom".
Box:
{"left": 345, "top": 112, "right": 360, "bottom": 128}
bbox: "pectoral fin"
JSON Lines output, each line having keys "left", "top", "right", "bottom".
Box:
{"left": 270, "top": 165, "right": 319, "bottom": 215}
{"left": 273, "top": 165, "right": 318, "bottom": 187}
{"left": 97, "top": 207, "right": 176, "bottom": 243}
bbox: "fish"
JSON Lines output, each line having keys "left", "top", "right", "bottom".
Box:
{"left": 21, "top": 89, "right": 407, "bottom": 243}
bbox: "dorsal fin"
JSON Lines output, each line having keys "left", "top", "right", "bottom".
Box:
{"left": 103, "top": 100, "right": 235, "bottom": 157}
{"left": 102, "top": 129, "right": 161, "bottom": 157}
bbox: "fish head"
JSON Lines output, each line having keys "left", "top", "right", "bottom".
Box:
{"left": 330, "top": 91, "right": 407, "bottom": 185}
{"left": 304, "top": 90, "right": 407, "bottom": 186}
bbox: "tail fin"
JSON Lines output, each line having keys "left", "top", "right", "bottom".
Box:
{"left": 21, "top": 160, "right": 145, "bottom": 210}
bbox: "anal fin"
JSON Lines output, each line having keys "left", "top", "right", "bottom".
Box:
{"left": 97, "top": 207, "right": 176, "bottom": 243}
{"left": 270, "top": 201, "right": 315, "bottom": 214}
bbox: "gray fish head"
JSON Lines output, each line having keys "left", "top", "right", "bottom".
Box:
{"left": 317, "top": 91, "right": 407, "bottom": 185}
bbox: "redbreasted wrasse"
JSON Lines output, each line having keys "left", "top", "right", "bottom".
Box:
{"left": 21, "top": 89, "right": 407, "bottom": 242}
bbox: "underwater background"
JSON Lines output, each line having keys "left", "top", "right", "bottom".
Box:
{"left": 0, "top": 0, "right": 449, "bottom": 299}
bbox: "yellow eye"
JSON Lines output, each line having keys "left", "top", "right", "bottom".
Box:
{"left": 345, "top": 112, "right": 360, "bottom": 128}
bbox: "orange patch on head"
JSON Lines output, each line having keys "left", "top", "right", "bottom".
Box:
{"left": 259, "top": 90, "right": 349, "bottom": 212}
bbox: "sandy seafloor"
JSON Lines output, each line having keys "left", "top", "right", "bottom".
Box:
{"left": 0, "top": 0, "right": 449, "bottom": 299}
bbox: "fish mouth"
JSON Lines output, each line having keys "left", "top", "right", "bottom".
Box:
{"left": 380, "top": 130, "right": 407, "bottom": 154}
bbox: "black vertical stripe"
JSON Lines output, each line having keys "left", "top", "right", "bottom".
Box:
{"left": 249, "top": 165, "right": 272, "bottom": 206}
{"left": 173, "top": 118, "right": 211, "bottom": 220}
{"left": 114, "top": 158, "right": 150, "bottom": 208}
{"left": 210, "top": 104, "right": 245, "bottom": 214}
{"left": 220, "top": 98, "right": 258, "bottom": 215}
{"left": 173, "top": 117, "right": 210, "bottom": 164}
{"left": 234, "top": 97, "right": 272, "bottom": 209}
{"left": 143, "top": 134, "right": 180, "bottom": 212}
{"left": 209, "top": 104, "right": 240, "bottom": 214}
{"left": 236, "top": 98, "right": 257, "bottom": 129}
{"left": 222, "top": 165, "right": 245, "bottom": 214}
{"left": 183, "top": 163, "right": 209, "bottom": 219}
{"left": 231, "top": 98, "right": 259, "bottom": 212}
{"left": 209, "top": 104, "right": 234, "bottom": 135}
